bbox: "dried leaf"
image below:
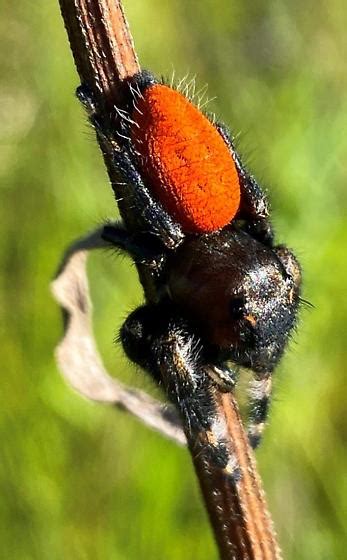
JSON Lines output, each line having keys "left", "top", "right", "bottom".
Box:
{"left": 51, "top": 228, "right": 186, "bottom": 446}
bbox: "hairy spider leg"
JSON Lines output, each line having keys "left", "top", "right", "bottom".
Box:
{"left": 110, "top": 149, "right": 184, "bottom": 249}
{"left": 215, "top": 122, "right": 274, "bottom": 246}
{"left": 102, "top": 221, "right": 171, "bottom": 299}
{"left": 247, "top": 374, "right": 272, "bottom": 449}
{"left": 76, "top": 84, "right": 184, "bottom": 250}
{"left": 101, "top": 221, "right": 161, "bottom": 261}
{"left": 120, "top": 304, "right": 241, "bottom": 480}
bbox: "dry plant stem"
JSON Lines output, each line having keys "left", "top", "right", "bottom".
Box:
{"left": 59, "top": 0, "right": 156, "bottom": 301}
{"left": 191, "top": 392, "right": 281, "bottom": 559}
{"left": 57, "top": 1, "right": 282, "bottom": 558}
{"left": 59, "top": 0, "right": 139, "bottom": 104}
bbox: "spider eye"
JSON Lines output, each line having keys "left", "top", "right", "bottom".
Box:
{"left": 229, "top": 296, "right": 246, "bottom": 319}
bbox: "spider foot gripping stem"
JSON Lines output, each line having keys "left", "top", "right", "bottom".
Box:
{"left": 120, "top": 303, "right": 241, "bottom": 480}
{"left": 205, "top": 363, "right": 238, "bottom": 392}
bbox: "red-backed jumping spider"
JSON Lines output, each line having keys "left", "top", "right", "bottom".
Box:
{"left": 77, "top": 70, "right": 301, "bottom": 477}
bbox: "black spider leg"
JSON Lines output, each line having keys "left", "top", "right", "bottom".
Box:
{"left": 247, "top": 372, "right": 272, "bottom": 449}
{"left": 215, "top": 122, "right": 274, "bottom": 246}
{"left": 120, "top": 303, "right": 241, "bottom": 480}
{"left": 101, "top": 221, "right": 172, "bottom": 301}
{"left": 245, "top": 246, "right": 301, "bottom": 449}
{"left": 76, "top": 84, "right": 185, "bottom": 251}
{"left": 110, "top": 149, "right": 184, "bottom": 250}
{"left": 101, "top": 220, "right": 162, "bottom": 263}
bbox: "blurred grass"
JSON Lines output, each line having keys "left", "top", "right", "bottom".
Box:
{"left": 1, "top": 1, "right": 346, "bottom": 558}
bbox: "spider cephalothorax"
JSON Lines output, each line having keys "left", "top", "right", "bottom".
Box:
{"left": 77, "top": 70, "right": 301, "bottom": 473}
{"left": 168, "top": 229, "right": 300, "bottom": 374}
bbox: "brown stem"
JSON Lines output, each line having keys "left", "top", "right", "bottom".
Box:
{"left": 59, "top": 0, "right": 139, "bottom": 105}
{"left": 190, "top": 392, "right": 281, "bottom": 559}
{"left": 57, "top": 1, "right": 282, "bottom": 558}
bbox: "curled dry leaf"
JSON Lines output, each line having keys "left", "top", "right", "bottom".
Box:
{"left": 51, "top": 227, "right": 186, "bottom": 446}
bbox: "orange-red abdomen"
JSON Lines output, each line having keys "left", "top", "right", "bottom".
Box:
{"left": 130, "top": 84, "right": 240, "bottom": 234}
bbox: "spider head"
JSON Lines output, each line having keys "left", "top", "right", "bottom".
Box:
{"left": 168, "top": 229, "right": 301, "bottom": 373}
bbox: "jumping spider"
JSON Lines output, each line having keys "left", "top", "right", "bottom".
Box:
{"left": 77, "top": 71, "right": 301, "bottom": 477}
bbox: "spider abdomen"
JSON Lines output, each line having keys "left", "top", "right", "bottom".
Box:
{"left": 130, "top": 84, "right": 240, "bottom": 233}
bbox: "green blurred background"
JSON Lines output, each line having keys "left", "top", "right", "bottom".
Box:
{"left": 1, "top": 1, "right": 346, "bottom": 558}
